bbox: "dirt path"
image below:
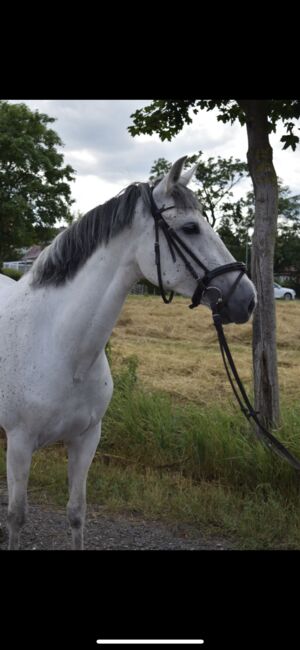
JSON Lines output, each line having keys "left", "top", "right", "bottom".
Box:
{"left": 0, "top": 485, "right": 233, "bottom": 550}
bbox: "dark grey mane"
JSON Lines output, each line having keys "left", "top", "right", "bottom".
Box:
{"left": 31, "top": 180, "right": 200, "bottom": 287}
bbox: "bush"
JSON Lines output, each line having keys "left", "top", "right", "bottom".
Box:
{"left": 1, "top": 268, "right": 22, "bottom": 281}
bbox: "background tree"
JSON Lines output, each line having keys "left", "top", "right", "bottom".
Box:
{"left": 188, "top": 153, "right": 248, "bottom": 228}
{"left": 0, "top": 101, "right": 75, "bottom": 265}
{"left": 217, "top": 199, "right": 252, "bottom": 265}
{"left": 241, "top": 180, "right": 300, "bottom": 231}
{"left": 129, "top": 100, "right": 300, "bottom": 427}
{"left": 219, "top": 180, "right": 300, "bottom": 271}
{"left": 149, "top": 157, "right": 171, "bottom": 182}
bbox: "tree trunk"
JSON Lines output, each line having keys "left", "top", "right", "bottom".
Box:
{"left": 237, "top": 100, "right": 279, "bottom": 428}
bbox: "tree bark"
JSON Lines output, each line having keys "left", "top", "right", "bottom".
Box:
{"left": 237, "top": 100, "right": 279, "bottom": 427}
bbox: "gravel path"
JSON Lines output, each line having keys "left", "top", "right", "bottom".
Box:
{"left": 0, "top": 484, "right": 233, "bottom": 550}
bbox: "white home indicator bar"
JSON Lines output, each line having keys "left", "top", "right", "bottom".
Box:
{"left": 97, "top": 642, "right": 204, "bottom": 645}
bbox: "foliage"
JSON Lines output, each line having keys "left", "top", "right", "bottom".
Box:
{"left": 129, "top": 99, "right": 300, "bottom": 150}
{"left": 0, "top": 101, "right": 75, "bottom": 265}
{"left": 243, "top": 180, "right": 300, "bottom": 232}
{"left": 190, "top": 153, "right": 248, "bottom": 228}
{"left": 217, "top": 180, "right": 300, "bottom": 272}
{"left": 149, "top": 157, "right": 171, "bottom": 181}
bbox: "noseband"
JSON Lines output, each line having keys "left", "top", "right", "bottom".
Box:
{"left": 148, "top": 187, "right": 246, "bottom": 313}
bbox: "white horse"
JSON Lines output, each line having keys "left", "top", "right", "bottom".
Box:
{"left": 0, "top": 156, "right": 256, "bottom": 550}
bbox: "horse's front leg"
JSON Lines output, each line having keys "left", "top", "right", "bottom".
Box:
{"left": 6, "top": 432, "right": 33, "bottom": 550}
{"left": 66, "top": 423, "right": 101, "bottom": 550}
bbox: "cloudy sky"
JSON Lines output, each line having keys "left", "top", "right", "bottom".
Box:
{"left": 9, "top": 100, "right": 300, "bottom": 218}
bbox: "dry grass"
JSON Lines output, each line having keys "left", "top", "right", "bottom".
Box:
{"left": 111, "top": 296, "right": 300, "bottom": 405}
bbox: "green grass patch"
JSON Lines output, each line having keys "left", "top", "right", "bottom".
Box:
{"left": 101, "top": 356, "right": 300, "bottom": 496}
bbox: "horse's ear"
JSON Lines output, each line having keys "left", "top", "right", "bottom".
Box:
{"left": 153, "top": 156, "right": 187, "bottom": 198}
{"left": 165, "top": 156, "right": 187, "bottom": 191}
{"left": 179, "top": 160, "right": 199, "bottom": 186}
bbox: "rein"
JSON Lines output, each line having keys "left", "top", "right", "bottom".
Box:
{"left": 212, "top": 310, "right": 300, "bottom": 471}
{"left": 149, "top": 186, "right": 300, "bottom": 472}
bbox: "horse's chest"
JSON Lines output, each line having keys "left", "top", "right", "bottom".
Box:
{"left": 30, "top": 373, "right": 112, "bottom": 447}
{"left": 37, "top": 362, "right": 113, "bottom": 437}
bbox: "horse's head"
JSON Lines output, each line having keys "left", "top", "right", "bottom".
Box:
{"left": 136, "top": 156, "right": 256, "bottom": 324}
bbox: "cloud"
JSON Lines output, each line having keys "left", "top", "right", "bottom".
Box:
{"left": 71, "top": 175, "right": 127, "bottom": 214}
{"left": 8, "top": 100, "right": 300, "bottom": 214}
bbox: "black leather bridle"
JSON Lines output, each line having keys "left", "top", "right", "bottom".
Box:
{"left": 149, "top": 186, "right": 246, "bottom": 313}
{"left": 148, "top": 186, "right": 300, "bottom": 472}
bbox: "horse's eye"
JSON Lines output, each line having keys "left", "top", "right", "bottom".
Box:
{"left": 181, "top": 222, "right": 200, "bottom": 235}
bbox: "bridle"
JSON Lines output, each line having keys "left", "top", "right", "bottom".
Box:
{"left": 148, "top": 186, "right": 246, "bottom": 313}
{"left": 148, "top": 186, "right": 300, "bottom": 473}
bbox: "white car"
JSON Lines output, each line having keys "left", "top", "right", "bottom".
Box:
{"left": 274, "top": 282, "right": 296, "bottom": 300}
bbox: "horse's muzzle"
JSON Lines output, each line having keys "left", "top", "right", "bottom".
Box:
{"left": 218, "top": 292, "right": 256, "bottom": 324}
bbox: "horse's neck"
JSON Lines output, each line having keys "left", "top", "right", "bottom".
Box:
{"left": 55, "top": 233, "right": 141, "bottom": 380}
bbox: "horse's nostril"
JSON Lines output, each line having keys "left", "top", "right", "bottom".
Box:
{"left": 248, "top": 296, "right": 256, "bottom": 314}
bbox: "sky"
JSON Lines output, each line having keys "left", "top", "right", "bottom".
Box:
{"left": 8, "top": 99, "right": 300, "bottom": 218}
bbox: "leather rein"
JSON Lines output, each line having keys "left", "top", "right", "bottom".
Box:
{"left": 148, "top": 186, "right": 300, "bottom": 472}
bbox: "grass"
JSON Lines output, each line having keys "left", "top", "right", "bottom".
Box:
{"left": 1, "top": 296, "right": 300, "bottom": 548}
{"left": 111, "top": 296, "right": 300, "bottom": 405}
{"left": 2, "top": 436, "right": 300, "bottom": 549}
